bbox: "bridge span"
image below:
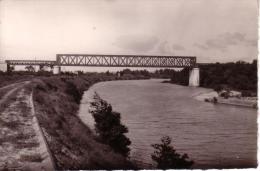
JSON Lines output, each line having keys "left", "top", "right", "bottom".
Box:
{"left": 5, "top": 60, "right": 56, "bottom": 66}
{"left": 5, "top": 54, "right": 199, "bottom": 86}
{"left": 6, "top": 54, "right": 196, "bottom": 68}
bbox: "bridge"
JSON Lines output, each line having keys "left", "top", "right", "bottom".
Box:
{"left": 56, "top": 54, "right": 196, "bottom": 68}
{"left": 6, "top": 54, "right": 196, "bottom": 68}
{"left": 5, "top": 54, "right": 199, "bottom": 86}
{"left": 5, "top": 60, "right": 56, "bottom": 66}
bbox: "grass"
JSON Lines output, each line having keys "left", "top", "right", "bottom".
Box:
{"left": 32, "top": 75, "right": 137, "bottom": 170}
{"left": 19, "top": 154, "right": 43, "bottom": 162}
{"left": 0, "top": 73, "right": 33, "bottom": 88}
{"left": 0, "top": 88, "right": 19, "bottom": 114}
{"left": 0, "top": 119, "right": 20, "bottom": 130}
{"left": 0, "top": 72, "right": 145, "bottom": 169}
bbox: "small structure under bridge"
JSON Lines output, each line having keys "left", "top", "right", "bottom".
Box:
{"left": 5, "top": 54, "right": 200, "bottom": 86}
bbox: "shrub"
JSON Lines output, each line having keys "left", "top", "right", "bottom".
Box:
{"left": 213, "top": 97, "right": 218, "bottom": 103}
{"left": 35, "top": 84, "right": 46, "bottom": 92}
{"left": 171, "top": 67, "right": 190, "bottom": 86}
{"left": 204, "top": 98, "right": 210, "bottom": 102}
{"left": 65, "top": 81, "right": 82, "bottom": 104}
{"left": 151, "top": 136, "right": 193, "bottom": 169}
{"left": 19, "top": 154, "right": 43, "bottom": 162}
{"left": 89, "top": 92, "right": 131, "bottom": 157}
{"left": 242, "top": 90, "right": 254, "bottom": 97}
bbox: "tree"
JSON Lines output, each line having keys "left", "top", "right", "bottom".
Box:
{"left": 25, "top": 65, "right": 35, "bottom": 72}
{"left": 199, "top": 60, "right": 257, "bottom": 94}
{"left": 49, "top": 64, "right": 54, "bottom": 72}
{"left": 171, "top": 67, "right": 190, "bottom": 86}
{"left": 39, "top": 64, "right": 45, "bottom": 71}
{"left": 151, "top": 136, "right": 194, "bottom": 169}
{"left": 7, "top": 65, "right": 14, "bottom": 72}
{"left": 89, "top": 92, "right": 131, "bottom": 157}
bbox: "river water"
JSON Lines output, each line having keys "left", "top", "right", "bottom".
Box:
{"left": 78, "top": 79, "right": 257, "bottom": 169}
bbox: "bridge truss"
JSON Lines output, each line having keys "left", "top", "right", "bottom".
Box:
{"left": 5, "top": 60, "right": 56, "bottom": 66}
{"left": 56, "top": 54, "right": 196, "bottom": 68}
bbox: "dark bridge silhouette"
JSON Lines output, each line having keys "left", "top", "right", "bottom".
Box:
{"left": 6, "top": 54, "right": 196, "bottom": 68}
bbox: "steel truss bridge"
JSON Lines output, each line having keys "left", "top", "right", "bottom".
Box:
{"left": 6, "top": 54, "right": 197, "bottom": 68}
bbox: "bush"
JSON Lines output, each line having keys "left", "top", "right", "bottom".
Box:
{"left": 213, "top": 97, "right": 218, "bottom": 103}
{"left": 19, "top": 154, "right": 43, "bottom": 162}
{"left": 65, "top": 81, "right": 82, "bottom": 104}
{"left": 171, "top": 67, "right": 190, "bottom": 86}
{"left": 242, "top": 90, "right": 255, "bottom": 97}
{"left": 89, "top": 92, "right": 131, "bottom": 157}
{"left": 151, "top": 136, "right": 193, "bottom": 169}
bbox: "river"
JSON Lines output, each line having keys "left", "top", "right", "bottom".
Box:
{"left": 78, "top": 79, "right": 257, "bottom": 169}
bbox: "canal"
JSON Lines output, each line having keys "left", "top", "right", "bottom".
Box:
{"left": 78, "top": 79, "right": 257, "bottom": 169}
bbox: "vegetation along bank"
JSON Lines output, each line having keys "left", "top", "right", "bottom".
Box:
{"left": 31, "top": 72, "right": 149, "bottom": 170}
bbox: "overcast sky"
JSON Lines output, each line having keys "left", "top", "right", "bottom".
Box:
{"left": 0, "top": 0, "right": 258, "bottom": 63}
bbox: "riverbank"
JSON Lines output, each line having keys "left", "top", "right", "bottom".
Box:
{"left": 31, "top": 74, "right": 145, "bottom": 170}
{"left": 193, "top": 90, "right": 219, "bottom": 101}
{"left": 194, "top": 89, "right": 257, "bottom": 108}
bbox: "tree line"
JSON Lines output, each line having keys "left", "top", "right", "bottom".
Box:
{"left": 199, "top": 60, "right": 257, "bottom": 95}
{"left": 157, "top": 60, "right": 257, "bottom": 96}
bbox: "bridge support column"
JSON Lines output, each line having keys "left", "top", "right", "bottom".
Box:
{"left": 189, "top": 67, "right": 200, "bottom": 87}
{"left": 6, "top": 64, "right": 14, "bottom": 72}
{"left": 117, "top": 72, "right": 121, "bottom": 77}
{"left": 7, "top": 64, "right": 11, "bottom": 72}
{"left": 53, "top": 66, "right": 61, "bottom": 74}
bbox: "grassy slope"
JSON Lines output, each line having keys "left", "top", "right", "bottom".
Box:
{"left": 0, "top": 74, "right": 33, "bottom": 87}
{"left": 32, "top": 75, "right": 137, "bottom": 170}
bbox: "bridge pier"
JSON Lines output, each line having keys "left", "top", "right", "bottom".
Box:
{"left": 53, "top": 66, "right": 61, "bottom": 74}
{"left": 117, "top": 72, "right": 121, "bottom": 77}
{"left": 7, "top": 64, "right": 11, "bottom": 72}
{"left": 189, "top": 67, "right": 200, "bottom": 87}
{"left": 6, "top": 63, "right": 14, "bottom": 72}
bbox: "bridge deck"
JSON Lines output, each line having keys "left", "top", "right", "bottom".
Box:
{"left": 5, "top": 60, "right": 56, "bottom": 66}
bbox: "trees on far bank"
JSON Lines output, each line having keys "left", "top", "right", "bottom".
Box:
{"left": 25, "top": 65, "right": 35, "bottom": 72}
{"left": 200, "top": 60, "right": 257, "bottom": 95}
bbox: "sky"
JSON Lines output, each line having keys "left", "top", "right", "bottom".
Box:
{"left": 0, "top": 0, "right": 258, "bottom": 66}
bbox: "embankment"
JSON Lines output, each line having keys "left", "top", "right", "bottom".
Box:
{"left": 32, "top": 75, "right": 142, "bottom": 170}
{"left": 0, "top": 74, "right": 34, "bottom": 87}
{"left": 194, "top": 90, "right": 257, "bottom": 108}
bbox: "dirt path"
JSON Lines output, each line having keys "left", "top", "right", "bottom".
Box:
{"left": 0, "top": 81, "right": 29, "bottom": 90}
{"left": 0, "top": 82, "right": 54, "bottom": 171}
{"left": 0, "top": 81, "right": 30, "bottom": 107}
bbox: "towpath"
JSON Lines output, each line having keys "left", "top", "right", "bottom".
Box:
{"left": 0, "top": 81, "right": 54, "bottom": 171}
